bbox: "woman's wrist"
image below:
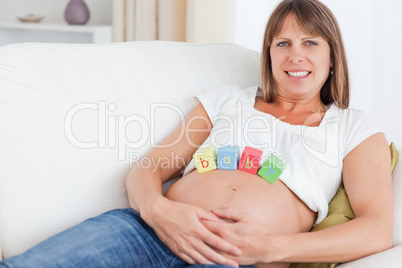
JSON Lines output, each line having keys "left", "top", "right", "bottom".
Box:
{"left": 260, "top": 233, "right": 291, "bottom": 264}
{"left": 139, "top": 194, "right": 169, "bottom": 224}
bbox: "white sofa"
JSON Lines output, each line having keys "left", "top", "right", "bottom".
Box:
{"left": 0, "top": 41, "right": 400, "bottom": 267}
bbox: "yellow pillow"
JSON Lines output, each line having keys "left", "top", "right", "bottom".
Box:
{"left": 290, "top": 143, "right": 399, "bottom": 268}
{"left": 391, "top": 142, "right": 399, "bottom": 173}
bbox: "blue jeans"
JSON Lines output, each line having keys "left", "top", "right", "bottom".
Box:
{"left": 0, "top": 208, "right": 254, "bottom": 268}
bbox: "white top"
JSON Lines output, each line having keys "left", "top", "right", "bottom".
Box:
{"left": 183, "top": 84, "right": 383, "bottom": 225}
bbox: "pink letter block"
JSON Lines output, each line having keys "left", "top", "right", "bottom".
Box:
{"left": 238, "top": 146, "right": 263, "bottom": 174}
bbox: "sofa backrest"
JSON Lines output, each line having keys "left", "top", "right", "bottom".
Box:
{"left": 0, "top": 41, "right": 261, "bottom": 258}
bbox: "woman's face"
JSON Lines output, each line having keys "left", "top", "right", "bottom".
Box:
{"left": 270, "top": 14, "right": 332, "bottom": 102}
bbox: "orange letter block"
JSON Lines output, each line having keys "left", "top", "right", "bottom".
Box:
{"left": 238, "top": 146, "right": 263, "bottom": 174}
{"left": 193, "top": 146, "right": 217, "bottom": 173}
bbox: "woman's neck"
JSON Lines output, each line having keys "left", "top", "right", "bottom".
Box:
{"left": 273, "top": 96, "right": 327, "bottom": 114}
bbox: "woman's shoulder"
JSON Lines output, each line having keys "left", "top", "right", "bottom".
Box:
{"left": 193, "top": 84, "right": 259, "bottom": 124}
{"left": 332, "top": 104, "right": 383, "bottom": 157}
{"left": 208, "top": 84, "right": 260, "bottom": 107}
{"left": 236, "top": 84, "right": 261, "bottom": 102}
{"left": 199, "top": 84, "right": 258, "bottom": 100}
{"left": 333, "top": 105, "right": 379, "bottom": 125}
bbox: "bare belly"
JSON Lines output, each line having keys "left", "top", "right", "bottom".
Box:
{"left": 165, "top": 169, "right": 317, "bottom": 234}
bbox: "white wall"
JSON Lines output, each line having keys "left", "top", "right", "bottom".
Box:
{"left": 0, "top": 0, "right": 112, "bottom": 24}
{"left": 235, "top": 0, "right": 402, "bottom": 146}
{"left": 235, "top": 0, "right": 277, "bottom": 52}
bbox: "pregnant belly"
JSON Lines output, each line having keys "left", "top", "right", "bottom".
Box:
{"left": 165, "top": 169, "right": 317, "bottom": 234}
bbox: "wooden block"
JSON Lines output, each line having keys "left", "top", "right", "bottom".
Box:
{"left": 193, "top": 146, "right": 217, "bottom": 173}
{"left": 238, "top": 146, "right": 263, "bottom": 174}
{"left": 257, "top": 154, "right": 286, "bottom": 184}
{"left": 217, "top": 145, "right": 239, "bottom": 170}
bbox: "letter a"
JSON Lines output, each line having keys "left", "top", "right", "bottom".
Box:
{"left": 223, "top": 156, "right": 231, "bottom": 164}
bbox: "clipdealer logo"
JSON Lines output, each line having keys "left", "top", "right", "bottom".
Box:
{"left": 64, "top": 100, "right": 340, "bottom": 168}
{"left": 64, "top": 101, "right": 185, "bottom": 161}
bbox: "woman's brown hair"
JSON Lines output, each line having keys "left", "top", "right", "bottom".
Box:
{"left": 261, "top": 0, "right": 349, "bottom": 108}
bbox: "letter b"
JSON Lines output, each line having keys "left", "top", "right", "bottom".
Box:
{"left": 200, "top": 157, "right": 209, "bottom": 168}
{"left": 194, "top": 146, "right": 217, "bottom": 173}
{"left": 245, "top": 157, "right": 253, "bottom": 169}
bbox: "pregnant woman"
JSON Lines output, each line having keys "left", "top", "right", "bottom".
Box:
{"left": 0, "top": 0, "right": 393, "bottom": 267}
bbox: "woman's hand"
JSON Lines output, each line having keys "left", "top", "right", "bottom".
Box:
{"left": 202, "top": 207, "right": 275, "bottom": 265}
{"left": 140, "top": 197, "right": 242, "bottom": 266}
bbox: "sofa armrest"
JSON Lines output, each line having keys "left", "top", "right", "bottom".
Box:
{"left": 337, "top": 244, "right": 402, "bottom": 267}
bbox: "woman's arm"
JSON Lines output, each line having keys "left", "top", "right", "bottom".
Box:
{"left": 125, "top": 103, "right": 241, "bottom": 266}
{"left": 268, "top": 132, "right": 393, "bottom": 263}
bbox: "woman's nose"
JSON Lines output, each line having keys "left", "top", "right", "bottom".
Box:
{"left": 289, "top": 47, "right": 304, "bottom": 64}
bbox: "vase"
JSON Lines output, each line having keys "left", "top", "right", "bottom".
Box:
{"left": 64, "top": 0, "right": 90, "bottom": 25}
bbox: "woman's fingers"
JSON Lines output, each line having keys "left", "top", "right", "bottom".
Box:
{"left": 147, "top": 201, "right": 242, "bottom": 266}
{"left": 178, "top": 253, "right": 196, "bottom": 265}
{"left": 197, "top": 210, "right": 242, "bottom": 256}
{"left": 201, "top": 220, "right": 222, "bottom": 236}
{"left": 212, "top": 207, "right": 245, "bottom": 222}
{"left": 196, "top": 207, "right": 227, "bottom": 223}
{"left": 168, "top": 227, "right": 239, "bottom": 267}
{"left": 191, "top": 236, "right": 239, "bottom": 267}
{"left": 199, "top": 225, "right": 241, "bottom": 257}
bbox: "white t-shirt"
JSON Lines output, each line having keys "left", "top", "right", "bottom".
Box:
{"left": 183, "top": 84, "right": 383, "bottom": 225}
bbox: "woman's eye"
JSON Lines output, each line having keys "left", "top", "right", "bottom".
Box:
{"left": 277, "top": 42, "right": 289, "bottom": 47}
{"left": 306, "top": 41, "right": 317, "bottom": 46}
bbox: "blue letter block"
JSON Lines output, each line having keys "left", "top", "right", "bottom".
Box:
{"left": 217, "top": 145, "right": 239, "bottom": 170}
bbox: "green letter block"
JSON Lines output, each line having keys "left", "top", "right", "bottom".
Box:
{"left": 257, "top": 154, "right": 286, "bottom": 184}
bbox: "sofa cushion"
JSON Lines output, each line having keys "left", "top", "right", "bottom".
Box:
{"left": 0, "top": 41, "right": 261, "bottom": 258}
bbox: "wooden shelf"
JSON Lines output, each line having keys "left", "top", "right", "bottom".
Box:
{"left": 0, "top": 22, "right": 112, "bottom": 44}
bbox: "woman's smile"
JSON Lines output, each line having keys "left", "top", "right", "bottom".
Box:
{"left": 285, "top": 70, "right": 311, "bottom": 79}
